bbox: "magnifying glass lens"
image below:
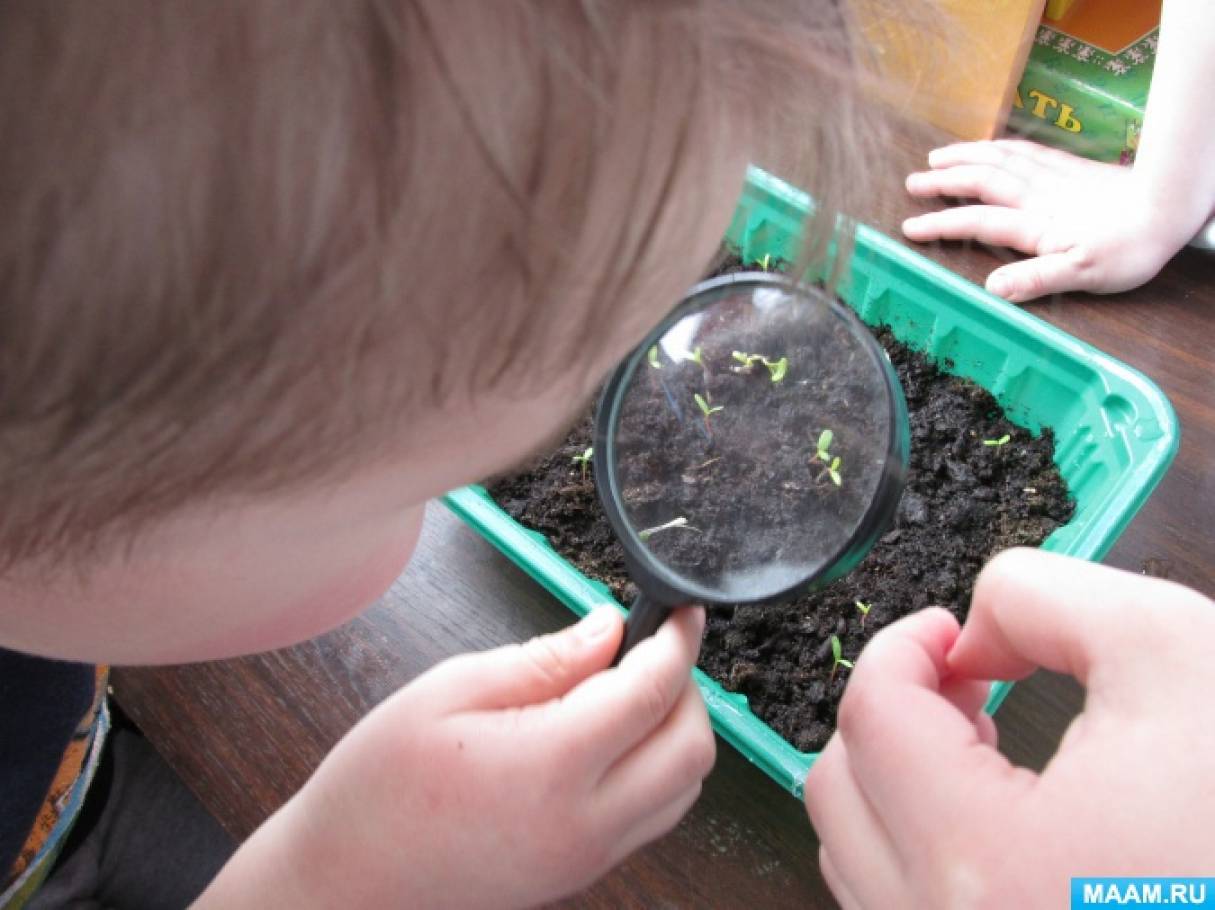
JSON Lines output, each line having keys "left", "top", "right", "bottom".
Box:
{"left": 595, "top": 272, "right": 907, "bottom": 657}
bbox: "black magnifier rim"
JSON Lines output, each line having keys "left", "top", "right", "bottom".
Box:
{"left": 593, "top": 270, "right": 909, "bottom": 608}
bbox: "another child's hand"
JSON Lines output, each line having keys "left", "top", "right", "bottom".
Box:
{"left": 202, "top": 606, "right": 713, "bottom": 909}
{"left": 805, "top": 549, "right": 1215, "bottom": 909}
{"left": 902, "top": 140, "right": 1198, "bottom": 302}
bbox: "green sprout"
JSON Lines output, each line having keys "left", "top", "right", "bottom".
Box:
{"left": 638, "top": 516, "right": 701, "bottom": 541}
{"left": 824, "top": 457, "right": 842, "bottom": 486}
{"left": 813, "top": 429, "right": 834, "bottom": 462}
{"left": 694, "top": 392, "right": 721, "bottom": 417}
{"left": 571, "top": 446, "right": 593, "bottom": 482}
{"left": 694, "top": 392, "right": 723, "bottom": 435}
{"left": 647, "top": 346, "right": 661, "bottom": 369}
{"left": 730, "top": 351, "right": 789, "bottom": 383}
{"left": 983, "top": 434, "right": 1011, "bottom": 447}
{"left": 758, "top": 253, "right": 772, "bottom": 271}
{"left": 855, "top": 600, "right": 871, "bottom": 629}
{"left": 829, "top": 634, "right": 854, "bottom": 684}
{"left": 682, "top": 346, "right": 705, "bottom": 367}
{"left": 811, "top": 429, "right": 842, "bottom": 486}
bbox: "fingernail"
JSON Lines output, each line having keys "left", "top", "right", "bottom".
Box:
{"left": 579, "top": 606, "right": 617, "bottom": 640}
{"left": 987, "top": 274, "right": 1011, "bottom": 298}
{"left": 689, "top": 606, "right": 707, "bottom": 637}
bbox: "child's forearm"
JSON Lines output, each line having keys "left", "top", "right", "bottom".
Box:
{"left": 1133, "top": 0, "right": 1215, "bottom": 241}
{"left": 191, "top": 798, "right": 364, "bottom": 910}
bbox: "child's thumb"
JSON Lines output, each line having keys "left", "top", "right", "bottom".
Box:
{"left": 425, "top": 606, "right": 623, "bottom": 712}
{"left": 947, "top": 548, "right": 1177, "bottom": 687}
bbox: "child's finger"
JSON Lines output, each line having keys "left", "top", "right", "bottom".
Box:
{"left": 905, "top": 165, "right": 1027, "bottom": 208}
{"left": 937, "top": 676, "right": 999, "bottom": 749}
{"left": 927, "top": 141, "right": 1011, "bottom": 169}
{"left": 927, "top": 139, "right": 1085, "bottom": 180}
{"left": 948, "top": 549, "right": 1209, "bottom": 691}
{"left": 974, "top": 711, "right": 999, "bottom": 749}
{"left": 418, "top": 605, "right": 623, "bottom": 712}
{"left": 985, "top": 249, "right": 1091, "bottom": 302}
{"left": 938, "top": 675, "right": 995, "bottom": 725}
{"left": 833, "top": 608, "right": 1022, "bottom": 847}
{"left": 594, "top": 680, "right": 714, "bottom": 827}
{"left": 902, "top": 206, "right": 1045, "bottom": 253}
{"left": 556, "top": 607, "right": 705, "bottom": 770}
{"left": 926, "top": 141, "right": 1046, "bottom": 179}
{"left": 819, "top": 847, "right": 864, "bottom": 910}
{"left": 804, "top": 736, "right": 903, "bottom": 907}
{"left": 990, "top": 138, "right": 1095, "bottom": 173}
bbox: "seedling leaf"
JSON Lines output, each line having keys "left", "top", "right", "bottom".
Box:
{"left": 829, "top": 634, "right": 854, "bottom": 682}
{"left": 828, "top": 456, "right": 842, "bottom": 486}
{"left": 765, "top": 356, "right": 789, "bottom": 383}
{"left": 983, "top": 434, "right": 1011, "bottom": 447}
{"left": 815, "top": 429, "right": 834, "bottom": 460}
{"left": 571, "top": 446, "right": 593, "bottom": 481}
{"left": 647, "top": 346, "right": 661, "bottom": 369}
{"left": 732, "top": 351, "right": 787, "bottom": 382}
{"left": 694, "top": 392, "right": 722, "bottom": 417}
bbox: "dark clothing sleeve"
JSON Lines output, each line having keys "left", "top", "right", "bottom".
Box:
{"left": 0, "top": 648, "right": 95, "bottom": 880}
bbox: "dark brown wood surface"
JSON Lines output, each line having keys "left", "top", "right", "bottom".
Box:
{"left": 113, "top": 132, "right": 1214, "bottom": 908}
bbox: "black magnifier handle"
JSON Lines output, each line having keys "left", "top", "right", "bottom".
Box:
{"left": 612, "top": 593, "right": 674, "bottom": 666}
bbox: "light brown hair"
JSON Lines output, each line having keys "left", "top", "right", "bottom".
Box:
{"left": 0, "top": 0, "right": 883, "bottom": 566}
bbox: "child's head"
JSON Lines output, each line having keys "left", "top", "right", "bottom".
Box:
{"left": 0, "top": 1, "right": 871, "bottom": 664}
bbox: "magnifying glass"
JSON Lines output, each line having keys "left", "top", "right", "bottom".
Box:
{"left": 593, "top": 271, "right": 909, "bottom": 661}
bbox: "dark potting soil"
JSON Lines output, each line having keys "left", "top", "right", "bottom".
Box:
{"left": 609, "top": 279, "right": 895, "bottom": 600}
{"left": 488, "top": 258, "right": 1074, "bottom": 754}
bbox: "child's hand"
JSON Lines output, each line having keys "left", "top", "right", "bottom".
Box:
{"left": 198, "top": 606, "right": 713, "bottom": 909}
{"left": 805, "top": 549, "right": 1215, "bottom": 909}
{"left": 902, "top": 140, "right": 1201, "bottom": 302}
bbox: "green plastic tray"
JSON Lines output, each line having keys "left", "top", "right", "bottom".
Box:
{"left": 443, "top": 166, "right": 1179, "bottom": 798}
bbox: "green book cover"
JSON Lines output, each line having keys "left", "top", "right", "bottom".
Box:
{"left": 1009, "top": 22, "right": 1156, "bottom": 163}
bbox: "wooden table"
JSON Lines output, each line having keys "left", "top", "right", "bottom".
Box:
{"left": 113, "top": 139, "right": 1215, "bottom": 908}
